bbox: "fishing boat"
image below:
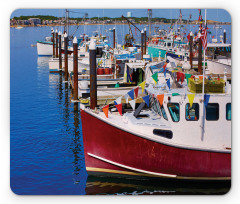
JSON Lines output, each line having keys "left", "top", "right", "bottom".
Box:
{"left": 37, "top": 38, "right": 53, "bottom": 56}
{"left": 80, "top": 66, "right": 231, "bottom": 180}
{"left": 15, "top": 26, "right": 23, "bottom": 29}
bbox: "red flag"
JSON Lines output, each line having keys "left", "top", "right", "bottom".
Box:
{"left": 115, "top": 104, "right": 122, "bottom": 116}
{"left": 163, "top": 62, "right": 168, "bottom": 71}
{"left": 177, "top": 72, "right": 180, "bottom": 82}
{"left": 102, "top": 105, "right": 109, "bottom": 118}
{"left": 201, "top": 27, "right": 208, "bottom": 51}
{"left": 180, "top": 73, "right": 185, "bottom": 84}
{"left": 157, "top": 94, "right": 164, "bottom": 107}
{"left": 134, "top": 87, "right": 139, "bottom": 98}
{"left": 187, "top": 33, "right": 190, "bottom": 42}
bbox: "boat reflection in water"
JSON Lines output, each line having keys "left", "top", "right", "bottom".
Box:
{"left": 85, "top": 175, "right": 230, "bottom": 195}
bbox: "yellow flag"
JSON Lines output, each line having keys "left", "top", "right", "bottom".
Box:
{"left": 139, "top": 81, "right": 146, "bottom": 93}
{"left": 123, "top": 45, "right": 125, "bottom": 50}
{"left": 98, "top": 60, "right": 102, "bottom": 66}
{"left": 188, "top": 94, "right": 195, "bottom": 108}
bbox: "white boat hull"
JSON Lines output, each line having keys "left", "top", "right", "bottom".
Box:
{"left": 37, "top": 42, "right": 53, "bottom": 56}
{"left": 207, "top": 60, "right": 231, "bottom": 75}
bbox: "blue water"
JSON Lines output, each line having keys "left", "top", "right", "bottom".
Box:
{"left": 10, "top": 23, "right": 231, "bottom": 195}
{"left": 10, "top": 27, "right": 88, "bottom": 195}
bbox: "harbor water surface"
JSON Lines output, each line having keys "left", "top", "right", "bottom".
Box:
{"left": 10, "top": 24, "right": 231, "bottom": 195}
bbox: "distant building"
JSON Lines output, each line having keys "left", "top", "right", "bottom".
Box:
{"left": 28, "top": 18, "right": 41, "bottom": 25}
{"left": 127, "top": 12, "right": 132, "bottom": 18}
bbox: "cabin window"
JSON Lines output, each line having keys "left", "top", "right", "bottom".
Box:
{"left": 206, "top": 103, "right": 219, "bottom": 121}
{"left": 167, "top": 103, "right": 180, "bottom": 122}
{"left": 167, "top": 43, "right": 171, "bottom": 47}
{"left": 226, "top": 103, "right": 231, "bottom": 120}
{"left": 160, "top": 105, "right": 168, "bottom": 121}
{"left": 186, "top": 103, "right": 199, "bottom": 121}
{"left": 149, "top": 95, "right": 168, "bottom": 120}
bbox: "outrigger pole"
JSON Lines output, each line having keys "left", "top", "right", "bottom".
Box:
{"left": 201, "top": 9, "right": 207, "bottom": 141}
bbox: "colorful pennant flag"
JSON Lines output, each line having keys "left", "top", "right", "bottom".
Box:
{"left": 164, "top": 69, "right": 167, "bottom": 78}
{"left": 115, "top": 96, "right": 122, "bottom": 105}
{"left": 143, "top": 95, "right": 150, "bottom": 107}
{"left": 129, "top": 99, "right": 136, "bottom": 110}
{"left": 188, "top": 94, "right": 195, "bottom": 108}
{"left": 102, "top": 105, "right": 109, "bottom": 118}
{"left": 152, "top": 72, "right": 158, "bottom": 84}
{"left": 177, "top": 72, "right": 181, "bottom": 82}
{"left": 157, "top": 94, "right": 164, "bottom": 107}
{"left": 128, "top": 89, "right": 135, "bottom": 100}
{"left": 134, "top": 87, "right": 139, "bottom": 98}
{"left": 139, "top": 81, "right": 146, "bottom": 93}
{"left": 180, "top": 73, "right": 185, "bottom": 84}
{"left": 204, "top": 94, "right": 210, "bottom": 107}
{"left": 172, "top": 93, "right": 180, "bottom": 96}
{"left": 115, "top": 104, "right": 123, "bottom": 116}
{"left": 185, "top": 73, "right": 192, "bottom": 84}
{"left": 124, "top": 93, "right": 129, "bottom": 103}
{"left": 163, "top": 62, "right": 168, "bottom": 71}
{"left": 166, "top": 78, "right": 171, "bottom": 90}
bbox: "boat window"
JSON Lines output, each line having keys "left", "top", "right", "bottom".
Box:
{"left": 226, "top": 103, "right": 231, "bottom": 120}
{"left": 167, "top": 103, "right": 180, "bottom": 122}
{"left": 149, "top": 95, "right": 168, "bottom": 120}
{"left": 167, "top": 43, "right": 171, "bottom": 47}
{"left": 186, "top": 103, "right": 199, "bottom": 121}
{"left": 206, "top": 103, "right": 219, "bottom": 121}
{"left": 153, "top": 129, "right": 173, "bottom": 139}
{"left": 160, "top": 105, "right": 168, "bottom": 121}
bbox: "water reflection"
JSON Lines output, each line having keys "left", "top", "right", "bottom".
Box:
{"left": 37, "top": 56, "right": 50, "bottom": 68}
{"left": 86, "top": 176, "right": 230, "bottom": 195}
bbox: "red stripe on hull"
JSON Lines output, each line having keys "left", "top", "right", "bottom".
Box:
{"left": 81, "top": 110, "right": 231, "bottom": 179}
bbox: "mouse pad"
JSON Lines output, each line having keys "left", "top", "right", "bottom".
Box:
{"left": 10, "top": 8, "right": 231, "bottom": 195}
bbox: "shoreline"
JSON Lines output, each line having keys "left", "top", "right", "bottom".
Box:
{"left": 10, "top": 22, "right": 231, "bottom": 28}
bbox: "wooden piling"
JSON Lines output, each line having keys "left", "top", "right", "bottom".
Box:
{"left": 224, "top": 29, "right": 226, "bottom": 44}
{"left": 113, "top": 27, "right": 115, "bottom": 49}
{"left": 64, "top": 32, "right": 68, "bottom": 81}
{"left": 55, "top": 29, "right": 58, "bottom": 58}
{"left": 141, "top": 30, "right": 144, "bottom": 60}
{"left": 73, "top": 37, "right": 78, "bottom": 101}
{"left": 189, "top": 32, "right": 193, "bottom": 69}
{"left": 198, "top": 33, "right": 202, "bottom": 74}
{"left": 58, "top": 31, "right": 62, "bottom": 70}
{"left": 89, "top": 40, "right": 97, "bottom": 109}
{"left": 144, "top": 27, "right": 147, "bottom": 54}
{"left": 52, "top": 29, "right": 55, "bottom": 58}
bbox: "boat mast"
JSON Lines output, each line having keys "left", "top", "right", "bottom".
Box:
{"left": 148, "top": 9, "right": 152, "bottom": 41}
{"left": 64, "top": 9, "right": 69, "bottom": 35}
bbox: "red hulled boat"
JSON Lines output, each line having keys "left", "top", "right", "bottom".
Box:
{"left": 81, "top": 86, "right": 231, "bottom": 180}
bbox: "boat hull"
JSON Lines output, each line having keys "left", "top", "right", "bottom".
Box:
{"left": 207, "top": 60, "right": 231, "bottom": 74}
{"left": 81, "top": 110, "right": 231, "bottom": 180}
{"left": 37, "top": 42, "right": 53, "bottom": 56}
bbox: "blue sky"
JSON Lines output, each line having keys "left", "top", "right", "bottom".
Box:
{"left": 11, "top": 9, "right": 231, "bottom": 22}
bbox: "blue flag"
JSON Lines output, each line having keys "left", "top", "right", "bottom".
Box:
{"left": 114, "top": 101, "right": 118, "bottom": 105}
{"left": 164, "top": 69, "right": 167, "bottom": 78}
{"left": 128, "top": 89, "right": 135, "bottom": 100}
{"left": 143, "top": 95, "right": 150, "bottom": 107}
{"left": 204, "top": 94, "right": 210, "bottom": 107}
{"left": 166, "top": 78, "right": 170, "bottom": 90}
{"left": 127, "top": 67, "right": 132, "bottom": 83}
